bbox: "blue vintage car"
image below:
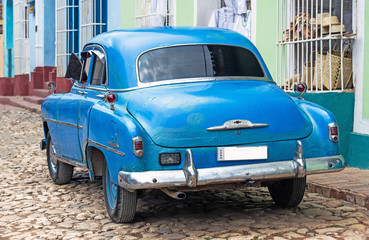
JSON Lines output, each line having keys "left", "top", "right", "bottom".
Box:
{"left": 41, "top": 27, "right": 345, "bottom": 223}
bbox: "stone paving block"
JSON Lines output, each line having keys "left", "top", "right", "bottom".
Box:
{"left": 355, "top": 193, "right": 368, "bottom": 207}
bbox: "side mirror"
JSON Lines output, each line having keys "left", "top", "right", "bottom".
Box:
{"left": 47, "top": 81, "right": 56, "bottom": 94}
{"left": 65, "top": 53, "right": 82, "bottom": 81}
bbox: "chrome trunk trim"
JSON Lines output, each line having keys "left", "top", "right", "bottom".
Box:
{"left": 207, "top": 119, "right": 268, "bottom": 131}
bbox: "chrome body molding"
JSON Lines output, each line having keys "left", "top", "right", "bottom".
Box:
{"left": 56, "top": 155, "right": 87, "bottom": 168}
{"left": 87, "top": 139, "right": 125, "bottom": 157}
{"left": 108, "top": 133, "right": 120, "bottom": 149}
{"left": 42, "top": 118, "right": 83, "bottom": 129}
{"left": 207, "top": 119, "right": 269, "bottom": 131}
{"left": 118, "top": 142, "right": 345, "bottom": 191}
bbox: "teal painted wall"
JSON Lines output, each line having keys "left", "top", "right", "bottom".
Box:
{"left": 121, "top": 0, "right": 135, "bottom": 29}
{"left": 348, "top": 133, "right": 369, "bottom": 169}
{"left": 4, "top": 0, "right": 14, "bottom": 77}
{"left": 255, "top": 0, "right": 277, "bottom": 80}
{"left": 363, "top": 2, "right": 369, "bottom": 119}
{"left": 176, "top": 0, "right": 194, "bottom": 26}
{"left": 289, "top": 92, "right": 355, "bottom": 163}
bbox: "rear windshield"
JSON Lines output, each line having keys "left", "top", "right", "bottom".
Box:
{"left": 138, "top": 45, "right": 265, "bottom": 83}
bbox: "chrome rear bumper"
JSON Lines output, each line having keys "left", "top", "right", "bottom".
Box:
{"left": 118, "top": 141, "right": 345, "bottom": 191}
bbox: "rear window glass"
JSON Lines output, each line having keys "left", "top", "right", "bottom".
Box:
{"left": 138, "top": 45, "right": 265, "bottom": 83}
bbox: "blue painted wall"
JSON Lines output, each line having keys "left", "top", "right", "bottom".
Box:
{"left": 44, "top": 0, "right": 55, "bottom": 66}
{"left": 4, "top": 0, "right": 14, "bottom": 77}
{"left": 108, "top": 0, "right": 121, "bottom": 31}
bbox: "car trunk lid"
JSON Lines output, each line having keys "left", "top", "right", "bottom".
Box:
{"left": 126, "top": 81, "right": 313, "bottom": 148}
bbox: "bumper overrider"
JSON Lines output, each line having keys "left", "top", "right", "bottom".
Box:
{"left": 118, "top": 141, "right": 345, "bottom": 191}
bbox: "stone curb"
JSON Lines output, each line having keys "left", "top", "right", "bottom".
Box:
{"left": 307, "top": 182, "right": 369, "bottom": 209}
{"left": 0, "top": 97, "right": 41, "bottom": 113}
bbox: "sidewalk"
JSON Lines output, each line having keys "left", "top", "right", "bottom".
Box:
{"left": 0, "top": 96, "right": 41, "bottom": 113}
{"left": 307, "top": 167, "right": 369, "bottom": 209}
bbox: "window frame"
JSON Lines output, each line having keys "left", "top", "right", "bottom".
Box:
{"left": 13, "top": 0, "right": 30, "bottom": 75}
{"left": 80, "top": 0, "right": 107, "bottom": 49}
{"left": 75, "top": 45, "right": 108, "bottom": 90}
{"left": 55, "top": 0, "right": 79, "bottom": 77}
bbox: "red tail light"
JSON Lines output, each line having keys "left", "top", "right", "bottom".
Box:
{"left": 134, "top": 141, "right": 143, "bottom": 150}
{"left": 132, "top": 136, "right": 143, "bottom": 157}
{"left": 328, "top": 123, "right": 339, "bottom": 143}
{"left": 107, "top": 93, "right": 117, "bottom": 103}
{"left": 294, "top": 82, "right": 307, "bottom": 99}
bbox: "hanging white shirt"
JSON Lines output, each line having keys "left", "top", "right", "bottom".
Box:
{"left": 208, "top": 7, "right": 235, "bottom": 29}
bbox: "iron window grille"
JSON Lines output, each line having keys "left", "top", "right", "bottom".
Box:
{"left": 276, "top": 0, "right": 356, "bottom": 92}
{"left": 56, "top": 0, "right": 79, "bottom": 77}
{"left": 80, "top": 0, "right": 107, "bottom": 49}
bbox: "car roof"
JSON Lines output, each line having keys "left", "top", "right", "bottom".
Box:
{"left": 86, "top": 27, "right": 272, "bottom": 89}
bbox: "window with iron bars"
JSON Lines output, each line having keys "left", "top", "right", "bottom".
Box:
{"left": 135, "top": 0, "right": 175, "bottom": 27}
{"left": 56, "top": 0, "right": 79, "bottom": 77}
{"left": 14, "top": 0, "right": 29, "bottom": 75}
{"left": 80, "top": 0, "right": 107, "bottom": 49}
{"left": 276, "top": 0, "right": 356, "bottom": 92}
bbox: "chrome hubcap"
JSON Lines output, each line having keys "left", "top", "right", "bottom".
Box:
{"left": 49, "top": 140, "right": 58, "bottom": 173}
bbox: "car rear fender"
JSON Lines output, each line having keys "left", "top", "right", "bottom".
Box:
{"left": 86, "top": 103, "right": 147, "bottom": 184}
{"left": 294, "top": 98, "right": 340, "bottom": 158}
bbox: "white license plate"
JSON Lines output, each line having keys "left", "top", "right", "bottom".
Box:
{"left": 217, "top": 146, "right": 268, "bottom": 161}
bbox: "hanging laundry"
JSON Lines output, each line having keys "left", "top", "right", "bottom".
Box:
{"left": 234, "top": 10, "right": 252, "bottom": 39}
{"left": 230, "top": 0, "right": 248, "bottom": 15}
{"left": 208, "top": 0, "right": 252, "bottom": 39}
{"left": 208, "top": 7, "right": 235, "bottom": 29}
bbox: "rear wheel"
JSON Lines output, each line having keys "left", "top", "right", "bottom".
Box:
{"left": 268, "top": 177, "right": 306, "bottom": 208}
{"left": 103, "top": 161, "right": 137, "bottom": 223}
{"left": 46, "top": 133, "right": 74, "bottom": 185}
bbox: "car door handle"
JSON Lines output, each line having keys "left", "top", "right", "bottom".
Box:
{"left": 96, "top": 94, "right": 105, "bottom": 100}
{"left": 77, "top": 90, "right": 86, "bottom": 95}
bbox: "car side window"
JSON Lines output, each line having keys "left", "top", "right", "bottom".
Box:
{"left": 90, "top": 53, "right": 106, "bottom": 86}
{"left": 81, "top": 54, "right": 92, "bottom": 84}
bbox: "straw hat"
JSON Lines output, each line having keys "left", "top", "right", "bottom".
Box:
{"left": 316, "top": 13, "right": 330, "bottom": 24}
{"left": 316, "top": 13, "right": 341, "bottom": 27}
{"left": 322, "top": 15, "right": 341, "bottom": 27}
{"left": 322, "top": 24, "right": 346, "bottom": 35}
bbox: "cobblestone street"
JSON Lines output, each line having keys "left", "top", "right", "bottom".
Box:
{"left": 1, "top": 104, "right": 369, "bottom": 240}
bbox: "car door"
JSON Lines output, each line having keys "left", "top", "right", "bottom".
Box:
{"left": 78, "top": 47, "right": 108, "bottom": 156}
{"left": 56, "top": 54, "right": 91, "bottom": 162}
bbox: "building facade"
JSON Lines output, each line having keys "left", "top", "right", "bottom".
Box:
{"left": 0, "top": 0, "right": 368, "bottom": 168}
{"left": 1, "top": 0, "right": 122, "bottom": 95}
